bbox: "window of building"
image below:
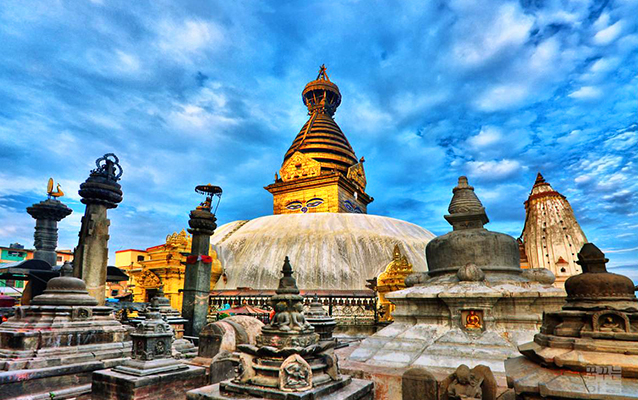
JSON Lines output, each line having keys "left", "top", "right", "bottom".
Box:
{"left": 137, "top": 255, "right": 145, "bottom": 262}
{"left": 111, "top": 290, "right": 119, "bottom": 296}
{"left": 57, "top": 256, "right": 62, "bottom": 262}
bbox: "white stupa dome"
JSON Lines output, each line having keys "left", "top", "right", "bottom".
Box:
{"left": 211, "top": 213, "right": 435, "bottom": 291}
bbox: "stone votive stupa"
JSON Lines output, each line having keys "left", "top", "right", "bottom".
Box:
{"left": 304, "top": 294, "right": 337, "bottom": 342}
{"left": 506, "top": 243, "right": 638, "bottom": 399}
{"left": 349, "top": 176, "right": 565, "bottom": 373}
{"left": 0, "top": 261, "right": 130, "bottom": 399}
{"left": 187, "top": 257, "right": 373, "bottom": 400}
{"left": 92, "top": 308, "right": 206, "bottom": 399}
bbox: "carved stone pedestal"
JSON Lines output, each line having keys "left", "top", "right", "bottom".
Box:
{"left": 92, "top": 310, "right": 206, "bottom": 400}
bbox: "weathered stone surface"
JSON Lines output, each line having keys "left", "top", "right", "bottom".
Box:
{"left": 456, "top": 263, "right": 485, "bottom": 282}
{"left": 211, "top": 213, "right": 435, "bottom": 291}
{"left": 187, "top": 378, "right": 373, "bottom": 400}
{"left": 521, "top": 268, "right": 556, "bottom": 285}
{"left": 74, "top": 153, "right": 123, "bottom": 305}
{"left": 93, "top": 364, "right": 206, "bottom": 400}
{"left": 210, "top": 351, "right": 237, "bottom": 384}
{"left": 402, "top": 368, "right": 436, "bottom": 400}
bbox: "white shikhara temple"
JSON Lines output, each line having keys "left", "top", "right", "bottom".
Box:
{"left": 520, "top": 173, "right": 588, "bottom": 287}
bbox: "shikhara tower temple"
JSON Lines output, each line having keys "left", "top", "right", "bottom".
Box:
{"left": 210, "top": 66, "right": 435, "bottom": 291}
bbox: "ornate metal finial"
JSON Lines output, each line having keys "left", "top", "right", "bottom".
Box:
{"left": 576, "top": 243, "right": 609, "bottom": 273}
{"left": 317, "top": 64, "right": 330, "bottom": 81}
{"left": 302, "top": 65, "right": 341, "bottom": 116}
{"left": 91, "top": 153, "right": 123, "bottom": 182}
{"left": 445, "top": 176, "right": 489, "bottom": 230}
{"left": 195, "top": 184, "right": 223, "bottom": 213}
{"left": 46, "top": 178, "right": 65, "bottom": 199}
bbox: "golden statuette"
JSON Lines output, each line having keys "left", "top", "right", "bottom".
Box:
{"left": 47, "top": 178, "right": 65, "bottom": 198}
{"left": 465, "top": 310, "right": 482, "bottom": 329}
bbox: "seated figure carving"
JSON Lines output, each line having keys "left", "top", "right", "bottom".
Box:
{"left": 271, "top": 302, "right": 292, "bottom": 331}
{"left": 447, "top": 364, "right": 483, "bottom": 400}
{"left": 290, "top": 302, "right": 311, "bottom": 331}
{"left": 599, "top": 315, "right": 624, "bottom": 333}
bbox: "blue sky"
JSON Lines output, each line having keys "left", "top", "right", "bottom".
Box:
{"left": 0, "top": 1, "right": 636, "bottom": 282}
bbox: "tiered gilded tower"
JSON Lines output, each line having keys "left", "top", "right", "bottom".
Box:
{"left": 265, "top": 65, "right": 372, "bottom": 215}
{"left": 520, "top": 173, "right": 587, "bottom": 287}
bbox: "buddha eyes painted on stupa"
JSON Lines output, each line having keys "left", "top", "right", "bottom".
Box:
{"left": 285, "top": 198, "right": 324, "bottom": 213}
{"left": 344, "top": 200, "right": 363, "bottom": 213}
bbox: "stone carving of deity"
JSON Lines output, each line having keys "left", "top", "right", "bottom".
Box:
{"left": 447, "top": 364, "right": 483, "bottom": 400}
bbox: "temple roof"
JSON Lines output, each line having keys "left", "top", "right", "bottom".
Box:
{"left": 283, "top": 66, "right": 359, "bottom": 176}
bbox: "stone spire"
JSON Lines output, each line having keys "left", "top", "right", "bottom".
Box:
{"left": 521, "top": 172, "right": 587, "bottom": 287}
{"left": 73, "top": 153, "right": 123, "bottom": 305}
{"left": 445, "top": 176, "right": 489, "bottom": 230}
{"left": 26, "top": 179, "right": 72, "bottom": 267}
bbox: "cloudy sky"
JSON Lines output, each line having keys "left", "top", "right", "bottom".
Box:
{"left": 1, "top": 1, "right": 636, "bottom": 282}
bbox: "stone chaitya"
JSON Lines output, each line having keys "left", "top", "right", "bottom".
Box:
{"left": 187, "top": 257, "right": 373, "bottom": 400}
{"left": 0, "top": 262, "right": 130, "bottom": 399}
{"left": 147, "top": 286, "right": 198, "bottom": 358}
{"left": 349, "top": 177, "right": 565, "bottom": 372}
{"left": 506, "top": 243, "right": 638, "bottom": 399}
{"left": 304, "top": 294, "right": 337, "bottom": 342}
{"left": 92, "top": 308, "right": 206, "bottom": 400}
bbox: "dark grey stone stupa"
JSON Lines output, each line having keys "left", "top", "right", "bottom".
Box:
{"left": 0, "top": 262, "right": 130, "bottom": 399}
{"left": 187, "top": 257, "right": 373, "bottom": 400}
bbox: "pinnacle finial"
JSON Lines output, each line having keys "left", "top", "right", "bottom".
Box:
{"left": 445, "top": 176, "right": 489, "bottom": 230}
{"left": 576, "top": 243, "right": 609, "bottom": 273}
{"left": 535, "top": 172, "right": 545, "bottom": 185}
{"left": 276, "top": 256, "right": 300, "bottom": 294}
{"left": 317, "top": 64, "right": 330, "bottom": 81}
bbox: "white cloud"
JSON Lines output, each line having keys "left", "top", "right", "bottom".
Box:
{"left": 568, "top": 86, "right": 602, "bottom": 100}
{"left": 156, "top": 19, "right": 224, "bottom": 63}
{"left": 466, "top": 159, "right": 521, "bottom": 181}
{"left": 451, "top": 3, "right": 534, "bottom": 68}
{"left": 468, "top": 126, "right": 502, "bottom": 148}
{"left": 474, "top": 84, "right": 530, "bottom": 112}
{"left": 593, "top": 20, "right": 624, "bottom": 46}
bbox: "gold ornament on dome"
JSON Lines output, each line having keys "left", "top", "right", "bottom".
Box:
{"left": 346, "top": 159, "right": 367, "bottom": 190}
{"left": 138, "top": 269, "right": 161, "bottom": 288}
{"left": 279, "top": 151, "right": 321, "bottom": 183}
{"left": 377, "top": 245, "right": 413, "bottom": 287}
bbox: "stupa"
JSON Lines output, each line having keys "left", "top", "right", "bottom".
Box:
{"left": 519, "top": 173, "right": 588, "bottom": 287}
{"left": 0, "top": 262, "right": 130, "bottom": 399}
{"left": 375, "top": 245, "right": 413, "bottom": 323}
{"left": 506, "top": 243, "right": 638, "bottom": 399}
{"left": 349, "top": 177, "right": 565, "bottom": 372}
{"left": 211, "top": 66, "right": 434, "bottom": 293}
{"left": 187, "top": 257, "right": 373, "bottom": 400}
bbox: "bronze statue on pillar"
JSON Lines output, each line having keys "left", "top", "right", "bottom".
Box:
{"left": 182, "top": 184, "right": 221, "bottom": 337}
{"left": 73, "top": 153, "right": 123, "bottom": 305}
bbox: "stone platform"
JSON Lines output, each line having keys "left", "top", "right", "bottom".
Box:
{"left": 506, "top": 356, "right": 638, "bottom": 400}
{"left": 93, "top": 364, "right": 206, "bottom": 400}
{"left": 187, "top": 377, "right": 373, "bottom": 400}
{"left": 339, "top": 340, "right": 514, "bottom": 400}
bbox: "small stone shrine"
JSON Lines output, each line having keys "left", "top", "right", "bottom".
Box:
{"left": 187, "top": 257, "right": 373, "bottom": 400}
{"left": 506, "top": 243, "right": 638, "bottom": 399}
{"left": 92, "top": 309, "right": 206, "bottom": 400}
{"left": 0, "top": 262, "right": 130, "bottom": 399}
{"left": 350, "top": 177, "right": 565, "bottom": 372}
{"left": 304, "top": 294, "right": 337, "bottom": 342}
{"left": 145, "top": 286, "right": 197, "bottom": 358}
